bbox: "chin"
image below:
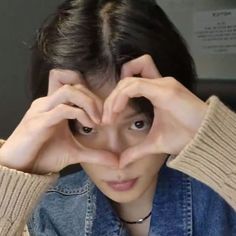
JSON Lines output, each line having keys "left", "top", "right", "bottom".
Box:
{"left": 104, "top": 189, "right": 142, "bottom": 203}
{"left": 97, "top": 181, "right": 145, "bottom": 204}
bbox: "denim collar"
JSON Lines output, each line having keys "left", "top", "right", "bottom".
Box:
{"left": 91, "top": 188, "right": 128, "bottom": 236}
{"left": 90, "top": 163, "right": 193, "bottom": 236}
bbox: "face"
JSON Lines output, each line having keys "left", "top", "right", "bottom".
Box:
{"left": 76, "top": 79, "right": 167, "bottom": 203}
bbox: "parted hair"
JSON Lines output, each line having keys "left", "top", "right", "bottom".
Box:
{"left": 29, "top": 0, "right": 196, "bottom": 101}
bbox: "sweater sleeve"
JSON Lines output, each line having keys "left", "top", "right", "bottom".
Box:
{"left": 0, "top": 140, "right": 59, "bottom": 236}
{"left": 167, "top": 95, "right": 236, "bottom": 211}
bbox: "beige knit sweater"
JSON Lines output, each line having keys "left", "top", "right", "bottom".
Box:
{"left": 0, "top": 96, "right": 236, "bottom": 236}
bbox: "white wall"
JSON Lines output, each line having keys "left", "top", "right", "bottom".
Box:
{"left": 156, "top": 0, "right": 236, "bottom": 80}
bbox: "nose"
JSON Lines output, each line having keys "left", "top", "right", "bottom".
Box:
{"left": 104, "top": 130, "right": 128, "bottom": 155}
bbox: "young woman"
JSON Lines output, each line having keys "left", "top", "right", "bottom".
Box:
{"left": 0, "top": 0, "right": 236, "bottom": 235}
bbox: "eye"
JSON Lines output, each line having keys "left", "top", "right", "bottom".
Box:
{"left": 129, "top": 120, "right": 150, "bottom": 131}
{"left": 73, "top": 122, "right": 96, "bottom": 136}
{"left": 81, "top": 127, "right": 94, "bottom": 134}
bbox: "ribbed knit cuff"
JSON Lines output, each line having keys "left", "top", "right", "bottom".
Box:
{"left": 167, "top": 95, "right": 236, "bottom": 211}
{"left": 0, "top": 165, "right": 59, "bottom": 235}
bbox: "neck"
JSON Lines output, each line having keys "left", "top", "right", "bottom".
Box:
{"left": 113, "top": 174, "right": 158, "bottom": 224}
{"left": 112, "top": 175, "right": 158, "bottom": 236}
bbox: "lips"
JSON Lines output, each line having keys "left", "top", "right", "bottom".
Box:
{"left": 105, "top": 178, "right": 138, "bottom": 191}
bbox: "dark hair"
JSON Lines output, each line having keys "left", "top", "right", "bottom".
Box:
{"left": 29, "top": 0, "right": 196, "bottom": 117}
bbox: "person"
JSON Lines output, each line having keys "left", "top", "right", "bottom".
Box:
{"left": 0, "top": 0, "right": 236, "bottom": 235}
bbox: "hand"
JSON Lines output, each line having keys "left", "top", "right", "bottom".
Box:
{"left": 102, "top": 55, "right": 208, "bottom": 168}
{"left": 0, "top": 69, "right": 118, "bottom": 174}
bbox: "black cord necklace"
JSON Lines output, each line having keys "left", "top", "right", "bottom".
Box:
{"left": 119, "top": 211, "right": 152, "bottom": 224}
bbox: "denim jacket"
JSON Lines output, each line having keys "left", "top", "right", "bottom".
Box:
{"left": 27, "top": 162, "right": 236, "bottom": 236}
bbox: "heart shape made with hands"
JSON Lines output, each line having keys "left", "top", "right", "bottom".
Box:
{"left": 100, "top": 54, "right": 207, "bottom": 168}
{"left": 49, "top": 55, "right": 207, "bottom": 170}
{"left": 101, "top": 55, "right": 167, "bottom": 168}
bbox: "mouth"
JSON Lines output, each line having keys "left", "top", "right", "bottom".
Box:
{"left": 104, "top": 178, "right": 138, "bottom": 192}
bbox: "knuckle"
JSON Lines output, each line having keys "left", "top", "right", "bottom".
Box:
{"left": 76, "top": 109, "right": 84, "bottom": 117}
{"left": 166, "top": 81, "right": 181, "bottom": 99}
{"left": 133, "top": 79, "right": 141, "bottom": 90}
{"left": 31, "top": 97, "right": 44, "bottom": 107}
{"left": 53, "top": 104, "right": 67, "bottom": 115}
{"left": 166, "top": 88, "right": 177, "bottom": 100}
{"left": 117, "top": 78, "right": 125, "bottom": 88}
{"left": 73, "top": 83, "right": 84, "bottom": 90}
{"left": 142, "top": 54, "right": 152, "bottom": 61}
{"left": 49, "top": 69, "right": 58, "bottom": 76}
{"left": 86, "top": 97, "right": 95, "bottom": 107}
{"left": 62, "top": 84, "right": 71, "bottom": 91}
{"left": 30, "top": 97, "right": 47, "bottom": 109}
{"left": 56, "top": 104, "right": 66, "bottom": 111}
{"left": 117, "top": 77, "right": 137, "bottom": 92}
{"left": 167, "top": 76, "right": 177, "bottom": 83}
{"left": 168, "top": 77, "right": 181, "bottom": 91}
{"left": 59, "top": 84, "right": 72, "bottom": 98}
{"left": 75, "top": 109, "right": 86, "bottom": 120}
{"left": 121, "top": 63, "right": 129, "bottom": 77}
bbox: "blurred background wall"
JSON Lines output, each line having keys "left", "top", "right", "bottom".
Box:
{"left": 0, "top": 1, "right": 62, "bottom": 138}
{"left": 157, "top": 0, "right": 236, "bottom": 109}
{"left": 0, "top": 0, "right": 235, "bottom": 139}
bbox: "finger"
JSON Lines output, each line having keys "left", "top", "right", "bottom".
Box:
{"left": 102, "top": 77, "right": 138, "bottom": 124}
{"left": 73, "top": 84, "right": 103, "bottom": 119}
{"left": 120, "top": 54, "right": 162, "bottom": 80}
{"left": 42, "top": 104, "right": 95, "bottom": 128}
{"left": 103, "top": 53, "right": 162, "bottom": 124}
{"left": 119, "top": 140, "right": 157, "bottom": 168}
{"left": 48, "top": 69, "right": 85, "bottom": 96}
{"left": 104, "top": 78, "right": 162, "bottom": 123}
{"left": 78, "top": 150, "right": 118, "bottom": 168}
{"left": 42, "top": 85, "right": 101, "bottom": 124}
{"left": 69, "top": 146, "right": 119, "bottom": 168}
{"left": 113, "top": 79, "right": 155, "bottom": 112}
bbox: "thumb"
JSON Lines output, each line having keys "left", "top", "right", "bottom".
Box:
{"left": 68, "top": 147, "right": 119, "bottom": 168}
{"left": 119, "top": 140, "right": 156, "bottom": 168}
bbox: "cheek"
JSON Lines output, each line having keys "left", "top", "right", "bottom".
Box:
{"left": 80, "top": 162, "right": 99, "bottom": 177}
{"left": 80, "top": 162, "right": 107, "bottom": 185}
{"left": 133, "top": 153, "right": 167, "bottom": 177}
{"left": 125, "top": 131, "right": 149, "bottom": 146}
{"left": 80, "top": 154, "right": 167, "bottom": 181}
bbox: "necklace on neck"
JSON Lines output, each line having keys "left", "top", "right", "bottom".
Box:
{"left": 119, "top": 211, "right": 152, "bottom": 224}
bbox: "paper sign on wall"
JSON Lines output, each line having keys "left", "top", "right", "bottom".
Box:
{"left": 193, "top": 9, "right": 236, "bottom": 54}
